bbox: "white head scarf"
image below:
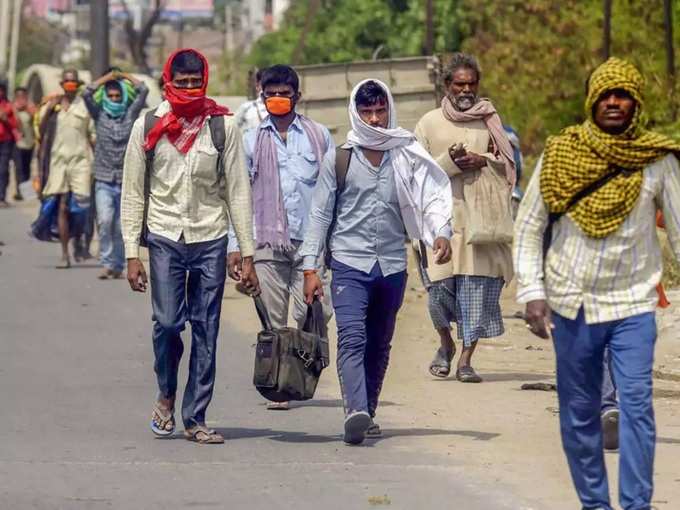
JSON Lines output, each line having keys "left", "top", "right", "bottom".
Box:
{"left": 346, "top": 79, "right": 453, "bottom": 247}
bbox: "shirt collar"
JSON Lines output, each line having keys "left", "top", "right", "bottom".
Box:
{"left": 155, "top": 100, "right": 171, "bottom": 117}
{"left": 261, "top": 113, "right": 303, "bottom": 133}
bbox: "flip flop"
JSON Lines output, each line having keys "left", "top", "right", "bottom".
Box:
{"left": 184, "top": 425, "right": 224, "bottom": 444}
{"left": 429, "top": 346, "right": 455, "bottom": 378}
{"left": 150, "top": 402, "right": 175, "bottom": 437}
{"left": 456, "top": 365, "right": 483, "bottom": 383}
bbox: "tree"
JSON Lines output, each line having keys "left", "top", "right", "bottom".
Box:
{"left": 120, "top": 0, "right": 165, "bottom": 74}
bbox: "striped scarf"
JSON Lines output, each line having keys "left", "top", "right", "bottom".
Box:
{"left": 540, "top": 57, "right": 680, "bottom": 238}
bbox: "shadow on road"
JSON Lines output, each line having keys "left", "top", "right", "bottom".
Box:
{"left": 187, "top": 426, "right": 503, "bottom": 445}
{"left": 288, "top": 399, "right": 400, "bottom": 409}
{"left": 430, "top": 372, "right": 553, "bottom": 383}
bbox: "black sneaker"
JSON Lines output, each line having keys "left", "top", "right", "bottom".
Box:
{"left": 602, "top": 408, "right": 619, "bottom": 451}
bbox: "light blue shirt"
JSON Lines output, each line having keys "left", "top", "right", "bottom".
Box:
{"left": 300, "top": 145, "right": 410, "bottom": 276}
{"left": 228, "top": 114, "right": 334, "bottom": 252}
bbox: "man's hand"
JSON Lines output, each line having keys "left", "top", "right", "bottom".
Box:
{"left": 432, "top": 237, "right": 452, "bottom": 264}
{"left": 237, "top": 256, "right": 260, "bottom": 296}
{"left": 227, "top": 251, "right": 242, "bottom": 281}
{"left": 525, "top": 300, "right": 553, "bottom": 339}
{"left": 127, "top": 258, "right": 148, "bottom": 292}
{"left": 454, "top": 151, "right": 487, "bottom": 172}
{"left": 0, "top": 109, "right": 7, "bottom": 122}
{"left": 448, "top": 143, "right": 466, "bottom": 161}
{"left": 303, "top": 272, "right": 324, "bottom": 305}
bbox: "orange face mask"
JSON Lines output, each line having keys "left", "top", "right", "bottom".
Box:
{"left": 265, "top": 96, "right": 293, "bottom": 116}
{"left": 62, "top": 81, "right": 80, "bottom": 93}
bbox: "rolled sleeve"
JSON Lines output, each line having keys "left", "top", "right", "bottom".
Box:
{"left": 223, "top": 119, "right": 255, "bottom": 257}
{"left": 120, "top": 118, "right": 146, "bottom": 259}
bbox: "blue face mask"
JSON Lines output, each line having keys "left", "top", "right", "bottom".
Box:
{"left": 102, "top": 81, "right": 128, "bottom": 118}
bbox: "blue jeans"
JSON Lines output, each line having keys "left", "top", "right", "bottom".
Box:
{"left": 552, "top": 309, "right": 656, "bottom": 510}
{"left": 148, "top": 232, "right": 228, "bottom": 429}
{"left": 331, "top": 259, "right": 407, "bottom": 417}
{"left": 95, "top": 180, "right": 124, "bottom": 272}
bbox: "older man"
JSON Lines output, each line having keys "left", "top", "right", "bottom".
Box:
{"left": 414, "top": 53, "right": 515, "bottom": 382}
{"left": 515, "top": 58, "right": 680, "bottom": 510}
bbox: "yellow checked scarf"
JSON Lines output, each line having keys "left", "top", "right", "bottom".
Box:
{"left": 540, "top": 57, "right": 680, "bottom": 238}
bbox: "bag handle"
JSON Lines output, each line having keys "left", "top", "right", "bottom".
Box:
{"left": 303, "top": 298, "right": 328, "bottom": 338}
{"left": 253, "top": 295, "right": 274, "bottom": 331}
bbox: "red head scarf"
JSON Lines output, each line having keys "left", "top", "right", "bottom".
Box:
{"left": 144, "top": 48, "right": 231, "bottom": 154}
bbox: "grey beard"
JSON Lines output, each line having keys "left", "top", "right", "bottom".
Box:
{"left": 453, "top": 95, "right": 477, "bottom": 111}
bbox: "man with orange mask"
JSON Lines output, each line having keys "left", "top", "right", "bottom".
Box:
{"left": 121, "top": 49, "right": 257, "bottom": 444}
{"left": 227, "top": 64, "right": 334, "bottom": 410}
{"left": 37, "top": 69, "right": 94, "bottom": 267}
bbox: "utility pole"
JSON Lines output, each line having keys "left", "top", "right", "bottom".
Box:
{"left": 602, "top": 0, "right": 612, "bottom": 60}
{"left": 8, "top": 0, "right": 22, "bottom": 96}
{"left": 663, "top": 0, "right": 676, "bottom": 120}
{"left": 424, "top": 0, "right": 435, "bottom": 56}
{"left": 0, "top": 0, "right": 12, "bottom": 75}
{"left": 90, "top": 0, "right": 110, "bottom": 79}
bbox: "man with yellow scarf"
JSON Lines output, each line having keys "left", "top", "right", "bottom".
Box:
{"left": 514, "top": 58, "right": 680, "bottom": 510}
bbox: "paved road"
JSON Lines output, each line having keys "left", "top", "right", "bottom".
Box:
{"left": 0, "top": 198, "right": 528, "bottom": 510}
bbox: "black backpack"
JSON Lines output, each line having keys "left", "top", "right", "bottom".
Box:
{"left": 139, "top": 109, "right": 226, "bottom": 247}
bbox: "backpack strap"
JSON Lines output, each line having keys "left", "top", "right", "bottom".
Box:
{"left": 335, "top": 146, "right": 352, "bottom": 192}
{"left": 208, "top": 115, "right": 226, "bottom": 182}
{"left": 324, "top": 146, "right": 353, "bottom": 267}
{"left": 140, "top": 108, "right": 159, "bottom": 248}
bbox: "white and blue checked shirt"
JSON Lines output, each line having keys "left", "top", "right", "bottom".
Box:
{"left": 514, "top": 153, "right": 680, "bottom": 324}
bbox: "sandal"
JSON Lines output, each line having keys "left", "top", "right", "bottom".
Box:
{"left": 150, "top": 402, "right": 175, "bottom": 437}
{"left": 456, "top": 365, "right": 483, "bottom": 383}
{"left": 266, "top": 401, "right": 290, "bottom": 411}
{"left": 366, "top": 419, "right": 382, "bottom": 438}
{"left": 429, "top": 346, "right": 455, "bottom": 378}
{"left": 184, "top": 425, "right": 224, "bottom": 444}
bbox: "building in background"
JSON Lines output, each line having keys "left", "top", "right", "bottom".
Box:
{"left": 226, "top": 0, "right": 290, "bottom": 53}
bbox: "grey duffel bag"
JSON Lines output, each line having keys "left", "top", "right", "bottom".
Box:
{"left": 252, "top": 296, "right": 329, "bottom": 402}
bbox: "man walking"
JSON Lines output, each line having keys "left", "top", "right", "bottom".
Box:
{"left": 515, "top": 57, "right": 680, "bottom": 510}
{"left": 37, "top": 69, "right": 94, "bottom": 267}
{"left": 234, "top": 68, "right": 267, "bottom": 132}
{"left": 227, "top": 64, "right": 334, "bottom": 411}
{"left": 0, "top": 78, "right": 20, "bottom": 208}
{"left": 11, "top": 87, "right": 36, "bottom": 202}
{"left": 302, "top": 79, "right": 452, "bottom": 445}
{"left": 83, "top": 69, "right": 148, "bottom": 280}
{"left": 414, "top": 53, "right": 516, "bottom": 382}
{"left": 122, "top": 49, "right": 258, "bottom": 444}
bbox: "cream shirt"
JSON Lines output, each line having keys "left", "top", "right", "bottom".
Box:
{"left": 514, "top": 153, "right": 680, "bottom": 324}
{"left": 414, "top": 107, "right": 514, "bottom": 282}
{"left": 39, "top": 97, "right": 94, "bottom": 197}
{"left": 121, "top": 101, "right": 255, "bottom": 259}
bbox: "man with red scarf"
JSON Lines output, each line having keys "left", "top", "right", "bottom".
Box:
{"left": 0, "top": 78, "right": 20, "bottom": 208}
{"left": 121, "top": 49, "right": 258, "bottom": 444}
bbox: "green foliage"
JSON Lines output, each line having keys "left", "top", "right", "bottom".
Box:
{"left": 461, "top": 0, "right": 680, "bottom": 156}
{"left": 247, "top": 0, "right": 464, "bottom": 68}
{"left": 245, "top": 0, "right": 680, "bottom": 158}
